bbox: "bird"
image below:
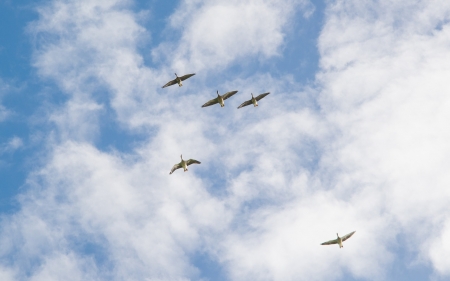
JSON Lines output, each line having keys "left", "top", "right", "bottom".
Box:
{"left": 321, "top": 231, "right": 356, "bottom": 248}
{"left": 162, "top": 73, "right": 195, "bottom": 88}
{"left": 237, "top": 92, "right": 270, "bottom": 108}
{"left": 201, "top": 90, "right": 238, "bottom": 108}
{"left": 169, "top": 155, "right": 201, "bottom": 174}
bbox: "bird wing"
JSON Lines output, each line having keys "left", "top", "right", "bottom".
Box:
{"left": 222, "top": 90, "right": 238, "bottom": 100}
{"left": 169, "top": 163, "right": 182, "bottom": 174}
{"left": 186, "top": 159, "right": 201, "bottom": 166}
{"left": 341, "top": 231, "right": 356, "bottom": 242}
{"left": 237, "top": 99, "right": 252, "bottom": 109}
{"left": 321, "top": 238, "right": 338, "bottom": 245}
{"left": 255, "top": 92, "right": 270, "bottom": 101}
{"left": 180, "top": 73, "right": 195, "bottom": 81}
{"left": 202, "top": 97, "right": 219, "bottom": 107}
{"left": 162, "top": 78, "right": 178, "bottom": 88}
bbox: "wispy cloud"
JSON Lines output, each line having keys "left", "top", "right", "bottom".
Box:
{"left": 0, "top": 137, "right": 23, "bottom": 154}
{"left": 316, "top": 0, "right": 450, "bottom": 277}
{"left": 0, "top": 79, "right": 10, "bottom": 122}
{"left": 1, "top": 0, "right": 450, "bottom": 280}
{"left": 155, "top": 0, "right": 313, "bottom": 72}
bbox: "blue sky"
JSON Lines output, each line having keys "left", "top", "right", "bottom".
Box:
{"left": 1, "top": 0, "right": 450, "bottom": 280}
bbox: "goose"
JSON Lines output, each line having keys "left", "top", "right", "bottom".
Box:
{"left": 321, "top": 231, "right": 356, "bottom": 248}
{"left": 201, "top": 90, "right": 238, "bottom": 108}
{"left": 169, "top": 155, "right": 201, "bottom": 174}
{"left": 162, "top": 73, "right": 195, "bottom": 88}
{"left": 237, "top": 92, "right": 270, "bottom": 109}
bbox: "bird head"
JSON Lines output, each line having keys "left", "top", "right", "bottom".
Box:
{"left": 175, "top": 73, "right": 178, "bottom": 77}
{"left": 180, "top": 154, "right": 183, "bottom": 160}
{"left": 251, "top": 93, "right": 254, "bottom": 98}
{"left": 336, "top": 233, "right": 339, "bottom": 238}
{"left": 217, "top": 90, "right": 220, "bottom": 96}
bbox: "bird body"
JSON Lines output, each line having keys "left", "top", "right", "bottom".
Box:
{"left": 251, "top": 94, "right": 258, "bottom": 107}
{"left": 337, "top": 235, "right": 343, "bottom": 248}
{"left": 181, "top": 159, "right": 188, "bottom": 171}
{"left": 170, "top": 155, "right": 201, "bottom": 174}
{"left": 218, "top": 94, "right": 225, "bottom": 107}
{"left": 238, "top": 92, "right": 270, "bottom": 109}
{"left": 321, "top": 231, "right": 356, "bottom": 248}
{"left": 162, "top": 73, "right": 195, "bottom": 88}
{"left": 202, "top": 90, "right": 238, "bottom": 108}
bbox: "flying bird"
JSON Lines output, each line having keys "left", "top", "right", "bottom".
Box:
{"left": 237, "top": 92, "right": 270, "bottom": 108}
{"left": 169, "top": 155, "right": 201, "bottom": 174}
{"left": 321, "top": 231, "right": 356, "bottom": 248}
{"left": 162, "top": 73, "right": 195, "bottom": 88}
{"left": 201, "top": 90, "right": 238, "bottom": 108}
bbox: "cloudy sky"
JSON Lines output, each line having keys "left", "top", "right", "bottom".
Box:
{"left": 1, "top": 0, "right": 450, "bottom": 280}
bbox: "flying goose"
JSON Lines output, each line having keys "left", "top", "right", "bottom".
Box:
{"left": 237, "top": 92, "right": 270, "bottom": 109}
{"left": 162, "top": 73, "right": 195, "bottom": 88}
{"left": 321, "top": 231, "right": 356, "bottom": 248}
{"left": 169, "top": 155, "right": 201, "bottom": 174}
{"left": 201, "top": 90, "right": 238, "bottom": 108}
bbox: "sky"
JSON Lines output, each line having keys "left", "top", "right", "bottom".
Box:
{"left": 0, "top": 0, "right": 450, "bottom": 280}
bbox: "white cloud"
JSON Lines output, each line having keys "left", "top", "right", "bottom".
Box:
{"left": 0, "top": 267, "right": 15, "bottom": 281}
{"left": 3, "top": 0, "right": 450, "bottom": 280}
{"left": 198, "top": 0, "right": 450, "bottom": 280}
{"left": 30, "top": 0, "right": 155, "bottom": 133}
{"left": 48, "top": 98, "right": 103, "bottom": 142}
{"left": 429, "top": 219, "right": 450, "bottom": 275}
{"left": 218, "top": 192, "right": 393, "bottom": 281}
{"left": 28, "top": 253, "right": 99, "bottom": 281}
{"left": 2, "top": 0, "right": 323, "bottom": 279}
{"left": 316, "top": 0, "right": 450, "bottom": 277}
{"left": 154, "top": 0, "right": 313, "bottom": 72}
{"left": 0, "top": 141, "right": 229, "bottom": 280}
{"left": 0, "top": 79, "right": 10, "bottom": 122}
{"left": 0, "top": 137, "right": 23, "bottom": 154}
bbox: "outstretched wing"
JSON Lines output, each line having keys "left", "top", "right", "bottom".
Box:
{"left": 222, "top": 90, "right": 238, "bottom": 100}
{"left": 202, "top": 97, "right": 219, "bottom": 107}
{"left": 341, "top": 231, "right": 356, "bottom": 242}
{"left": 186, "top": 159, "right": 201, "bottom": 166}
{"left": 162, "top": 78, "right": 178, "bottom": 88}
{"left": 237, "top": 99, "right": 252, "bottom": 109}
{"left": 321, "top": 238, "right": 338, "bottom": 245}
{"left": 169, "top": 163, "right": 182, "bottom": 174}
{"left": 180, "top": 73, "right": 195, "bottom": 81}
{"left": 255, "top": 92, "right": 270, "bottom": 101}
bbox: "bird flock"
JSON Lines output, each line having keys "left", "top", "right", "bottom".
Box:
{"left": 162, "top": 72, "right": 355, "bottom": 248}
{"left": 163, "top": 72, "right": 270, "bottom": 174}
